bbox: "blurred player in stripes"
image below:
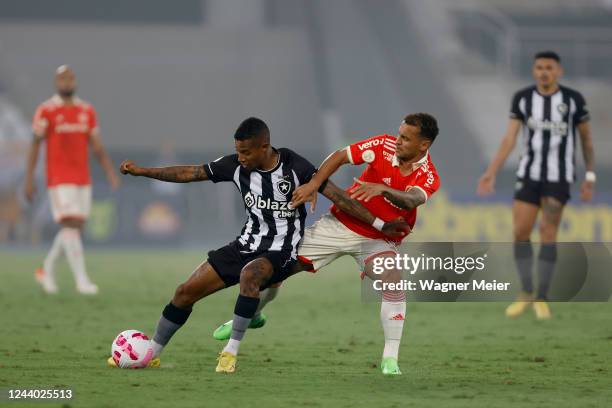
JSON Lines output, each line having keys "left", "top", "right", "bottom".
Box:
{"left": 213, "top": 113, "right": 441, "bottom": 375}
{"left": 25, "top": 65, "right": 119, "bottom": 295}
{"left": 477, "top": 51, "right": 595, "bottom": 319}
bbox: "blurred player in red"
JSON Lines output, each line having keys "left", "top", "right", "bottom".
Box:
{"left": 24, "top": 65, "right": 119, "bottom": 295}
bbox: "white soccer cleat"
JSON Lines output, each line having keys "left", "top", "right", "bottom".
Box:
{"left": 35, "top": 268, "right": 58, "bottom": 294}
{"left": 77, "top": 281, "right": 99, "bottom": 295}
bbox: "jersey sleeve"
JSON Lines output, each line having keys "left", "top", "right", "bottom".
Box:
{"left": 32, "top": 105, "right": 49, "bottom": 139}
{"left": 346, "top": 134, "right": 388, "bottom": 165}
{"left": 509, "top": 91, "right": 525, "bottom": 122}
{"left": 203, "top": 154, "right": 239, "bottom": 183}
{"left": 411, "top": 164, "right": 440, "bottom": 203}
{"left": 573, "top": 92, "right": 590, "bottom": 123}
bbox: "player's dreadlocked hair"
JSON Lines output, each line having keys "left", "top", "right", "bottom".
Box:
{"left": 234, "top": 117, "right": 270, "bottom": 141}
{"left": 403, "top": 113, "right": 439, "bottom": 143}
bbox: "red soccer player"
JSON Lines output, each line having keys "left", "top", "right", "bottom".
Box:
{"left": 213, "top": 113, "right": 440, "bottom": 375}
{"left": 24, "top": 65, "right": 119, "bottom": 295}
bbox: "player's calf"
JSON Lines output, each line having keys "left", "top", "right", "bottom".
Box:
{"left": 152, "top": 261, "right": 226, "bottom": 358}
{"left": 219, "top": 258, "right": 274, "bottom": 369}
{"left": 365, "top": 254, "right": 406, "bottom": 374}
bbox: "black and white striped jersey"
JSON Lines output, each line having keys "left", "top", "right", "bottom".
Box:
{"left": 203, "top": 148, "right": 320, "bottom": 258}
{"left": 510, "top": 85, "right": 589, "bottom": 183}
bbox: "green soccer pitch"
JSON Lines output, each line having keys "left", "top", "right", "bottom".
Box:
{"left": 1, "top": 250, "right": 610, "bottom": 408}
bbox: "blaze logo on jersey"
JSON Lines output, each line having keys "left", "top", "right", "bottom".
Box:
{"left": 382, "top": 177, "right": 391, "bottom": 186}
{"left": 275, "top": 179, "right": 292, "bottom": 196}
{"left": 243, "top": 192, "right": 295, "bottom": 218}
{"left": 526, "top": 117, "right": 568, "bottom": 136}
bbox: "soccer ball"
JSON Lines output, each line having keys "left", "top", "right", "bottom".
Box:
{"left": 111, "top": 330, "right": 154, "bottom": 369}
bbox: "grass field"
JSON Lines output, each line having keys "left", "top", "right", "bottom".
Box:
{"left": 1, "top": 249, "right": 611, "bottom": 408}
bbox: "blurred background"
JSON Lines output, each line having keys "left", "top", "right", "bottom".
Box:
{"left": 1, "top": 0, "right": 611, "bottom": 248}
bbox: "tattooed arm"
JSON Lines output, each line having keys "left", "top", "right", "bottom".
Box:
{"left": 578, "top": 121, "right": 594, "bottom": 172}
{"left": 119, "top": 160, "right": 208, "bottom": 183}
{"left": 381, "top": 188, "right": 426, "bottom": 211}
{"left": 348, "top": 178, "right": 426, "bottom": 211}
{"left": 321, "top": 180, "right": 410, "bottom": 238}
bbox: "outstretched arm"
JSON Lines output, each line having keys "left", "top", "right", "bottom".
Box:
{"left": 349, "top": 178, "right": 426, "bottom": 211}
{"left": 119, "top": 160, "right": 208, "bottom": 183}
{"left": 321, "top": 180, "right": 410, "bottom": 238}
{"left": 291, "top": 149, "right": 350, "bottom": 207}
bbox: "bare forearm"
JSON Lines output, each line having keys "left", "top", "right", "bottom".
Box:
{"left": 487, "top": 138, "right": 514, "bottom": 174}
{"left": 25, "top": 138, "right": 41, "bottom": 182}
{"left": 135, "top": 165, "right": 208, "bottom": 183}
{"left": 311, "top": 149, "right": 349, "bottom": 188}
{"left": 322, "top": 180, "right": 374, "bottom": 224}
{"left": 485, "top": 120, "right": 520, "bottom": 175}
{"left": 578, "top": 123, "right": 594, "bottom": 171}
{"left": 381, "top": 186, "right": 425, "bottom": 211}
{"left": 94, "top": 149, "right": 116, "bottom": 181}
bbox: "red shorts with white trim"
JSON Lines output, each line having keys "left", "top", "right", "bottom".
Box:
{"left": 297, "top": 213, "right": 399, "bottom": 274}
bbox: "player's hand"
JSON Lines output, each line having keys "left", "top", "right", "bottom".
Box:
{"left": 291, "top": 181, "right": 319, "bottom": 208}
{"left": 580, "top": 180, "right": 594, "bottom": 202}
{"left": 382, "top": 216, "right": 411, "bottom": 238}
{"left": 477, "top": 173, "right": 495, "bottom": 196}
{"left": 349, "top": 178, "right": 386, "bottom": 202}
{"left": 305, "top": 192, "right": 318, "bottom": 214}
{"left": 24, "top": 179, "right": 36, "bottom": 202}
{"left": 119, "top": 160, "right": 139, "bottom": 176}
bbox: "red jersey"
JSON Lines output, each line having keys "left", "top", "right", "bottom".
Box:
{"left": 331, "top": 134, "right": 440, "bottom": 242}
{"left": 32, "top": 95, "right": 99, "bottom": 187}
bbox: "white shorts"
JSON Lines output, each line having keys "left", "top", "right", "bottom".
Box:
{"left": 48, "top": 184, "right": 92, "bottom": 223}
{"left": 297, "top": 213, "right": 399, "bottom": 274}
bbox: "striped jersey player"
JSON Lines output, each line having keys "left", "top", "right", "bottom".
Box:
{"left": 477, "top": 51, "right": 596, "bottom": 320}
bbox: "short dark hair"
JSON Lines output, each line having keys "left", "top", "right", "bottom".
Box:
{"left": 403, "top": 113, "right": 438, "bottom": 143}
{"left": 234, "top": 117, "right": 270, "bottom": 141}
{"left": 534, "top": 51, "right": 561, "bottom": 63}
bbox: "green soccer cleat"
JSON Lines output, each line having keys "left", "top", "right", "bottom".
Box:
{"left": 213, "top": 313, "right": 267, "bottom": 341}
{"left": 381, "top": 357, "right": 402, "bottom": 375}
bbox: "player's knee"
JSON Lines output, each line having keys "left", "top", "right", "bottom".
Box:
{"left": 513, "top": 228, "right": 531, "bottom": 242}
{"left": 60, "top": 218, "right": 84, "bottom": 229}
{"left": 239, "top": 268, "right": 261, "bottom": 295}
{"left": 173, "top": 283, "right": 196, "bottom": 308}
{"left": 539, "top": 224, "right": 558, "bottom": 243}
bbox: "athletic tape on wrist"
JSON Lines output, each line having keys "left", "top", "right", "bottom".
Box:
{"left": 585, "top": 171, "right": 596, "bottom": 183}
{"left": 372, "top": 217, "right": 385, "bottom": 231}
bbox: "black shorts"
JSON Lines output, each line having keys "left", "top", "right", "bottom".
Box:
{"left": 207, "top": 241, "right": 296, "bottom": 288}
{"left": 513, "top": 178, "right": 571, "bottom": 206}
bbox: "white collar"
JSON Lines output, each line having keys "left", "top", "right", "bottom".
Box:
{"left": 392, "top": 150, "right": 429, "bottom": 169}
